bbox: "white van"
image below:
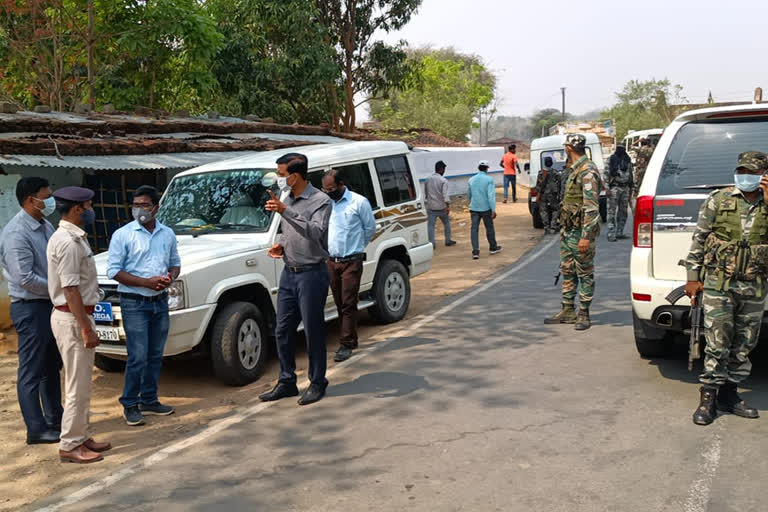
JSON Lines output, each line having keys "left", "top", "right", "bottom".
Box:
{"left": 93, "top": 141, "right": 433, "bottom": 385}
{"left": 623, "top": 128, "right": 663, "bottom": 164}
{"left": 630, "top": 104, "right": 768, "bottom": 356}
{"left": 526, "top": 133, "right": 607, "bottom": 228}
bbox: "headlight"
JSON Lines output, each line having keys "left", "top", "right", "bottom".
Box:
{"left": 167, "top": 280, "right": 185, "bottom": 311}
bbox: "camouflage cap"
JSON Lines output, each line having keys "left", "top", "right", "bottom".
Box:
{"left": 564, "top": 133, "right": 587, "bottom": 150}
{"left": 736, "top": 151, "right": 768, "bottom": 172}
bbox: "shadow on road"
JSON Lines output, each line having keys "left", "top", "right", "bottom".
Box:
{"left": 328, "top": 371, "right": 432, "bottom": 398}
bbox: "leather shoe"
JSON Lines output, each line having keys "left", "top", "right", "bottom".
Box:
{"left": 259, "top": 382, "right": 299, "bottom": 402}
{"left": 84, "top": 438, "right": 112, "bottom": 452}
{"left": 298, "top": 384, "right": 326, "bottom": 406}
{"left": 334, "top": 347, "right": 353, "bottom": 362}
{"left": 27, "top": 429, "right": 60, "bottom": 445}
{"left": 59, "top": 444, "right": 103, "bottom": 464}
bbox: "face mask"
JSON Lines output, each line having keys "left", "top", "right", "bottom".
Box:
{"left": 80, "top": 208, "right": 96, "bottom": 226}
{"left": 132, "top": 207, "right": 155, "bottom": 224}
{"left": 277, "top": 176, "right": 289, "bottom": 192}
{"left": 327, "top": 188, "right": 344, "bottom": 201}
{"left": 734, "top": 173, "right": 763, "bottom": 192}
{"left": 34, "top": 196, "right": 56, "bottom": 217}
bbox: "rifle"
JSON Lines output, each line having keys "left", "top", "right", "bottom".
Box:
{"left": 665, "top": 284, "right": 703, "bottom": 371}
{"left": 554, "top": 271, "right": 560, "bottom": 285}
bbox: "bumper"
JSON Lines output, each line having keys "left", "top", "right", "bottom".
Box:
{"left": 96, "top": 303, "right": 216, "bottom": 357}
{"left": 409, "top": 243, "right": 433, "bottom": 277}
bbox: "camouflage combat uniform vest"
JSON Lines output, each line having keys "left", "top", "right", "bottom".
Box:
{"left": 702, "top": 188, "right": 768, "bottom": 291}
{"left": 560, "top": 159, "right": 600, "bottom": 232}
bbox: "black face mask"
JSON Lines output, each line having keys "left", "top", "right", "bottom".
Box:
{"left": 327, "top": 188, "right": 344, "bottom": 201}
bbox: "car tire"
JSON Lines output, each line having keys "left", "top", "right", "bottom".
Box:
{"left": 94, "top": 353, "right": 125, "bottom": 373}
{"left": 532, "top": 204, "right": 544, "bottom": 229}
{"left": 368, "top": 259, "right": 411, "bottom": 324}
{"left": 599, "top": 196, "right": 607, "bottom": 223}
{"left": 632, "top": 309, "right": 672, "bottom": 358}
{"left": 211, "top": 301, "right": 270, "bottom": 386}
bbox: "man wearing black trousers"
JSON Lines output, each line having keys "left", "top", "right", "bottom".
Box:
{"left": 260, "top": 153, "right": 332, "bottom": 406}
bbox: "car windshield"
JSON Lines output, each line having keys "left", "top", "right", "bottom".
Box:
{"left": 540, "top": 147, "right": 592, "bottom": 171}
{"left": 656, "top": 118, "right": 768, "bottom": 195}
{"left": 158, "top": 168, "right": 279, "bottom": 234}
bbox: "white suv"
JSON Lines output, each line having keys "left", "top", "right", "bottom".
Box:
{"left": 630, "top": 103, "right": 768, "bottom": 356}
{"left": 93, "top": 141, "right": 433, "bottom": 385}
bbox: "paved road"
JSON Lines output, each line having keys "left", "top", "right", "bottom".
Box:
{"left": 33, "top": 234, "right": 768, "bottom": 512}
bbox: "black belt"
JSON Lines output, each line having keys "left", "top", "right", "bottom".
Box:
{"left": 329, "top": 253, "right": 366, "bottom": 263}
{"left": 120, "top": 292, "right": 168, "bottom": 303}
{"left": 285, "top": 261, "right": 326, "bottom": 273}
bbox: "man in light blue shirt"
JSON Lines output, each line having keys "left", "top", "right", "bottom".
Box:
{"left": 106, "top": 185, "right": 180, "bottom": 426}
{"left": 0, "top": 177, "right": 63, "bottom": 444}
{"left": 467, "top": 160, "right": 502, "bottom": 260}
{"left": 322, "top": 169, "right": 376, "bottom": 362}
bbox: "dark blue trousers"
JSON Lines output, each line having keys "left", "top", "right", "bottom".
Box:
{"left": 10, "top": 300, "right": 63, "bottom": 434}
{"left": 275, "top": 265, "right": 329, "bottom": 387}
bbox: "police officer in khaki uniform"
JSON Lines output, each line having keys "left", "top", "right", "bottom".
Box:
{"left": 47, "top": 187, "right": 111, "bottom": 463}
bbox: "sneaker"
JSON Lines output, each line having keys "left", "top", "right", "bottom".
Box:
{"left": 445, "top": 240, "right": 457, "bottom": 247}
{"left": 489, "top": 246, "right": 503, "bottom": 255}
{"left": 472, "top": 253, "right": 479, "bottom": 260}
{"left": 123, "top": 406, "right": 145, "bottom": 426}
{"left": 139, "top": 402, "right": 175, "bottom": 416}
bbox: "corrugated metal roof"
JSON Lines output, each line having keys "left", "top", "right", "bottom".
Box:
{"left": 0, "top": 151, "right": 257, "bottom": 171}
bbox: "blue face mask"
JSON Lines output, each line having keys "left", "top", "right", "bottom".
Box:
{"left": 734, "top": 173, "right": 763, "bottom": 192}
{"left": 34, "top": 196, "right": 56, "bottom": 217}
{"left": 80, "top": 208, "right": 96, "bottom": 226}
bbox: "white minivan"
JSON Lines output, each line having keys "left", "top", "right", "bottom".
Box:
{"left": 93, "top": 141, "right": 433, "bottom": 385}
{"left": 527, "top": 133, "right": 607, "bottom": 228}
{"left": 630, "top": 104, "right": 768, "bottom": 356}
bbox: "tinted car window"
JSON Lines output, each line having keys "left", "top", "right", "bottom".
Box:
{"left": 335, "top": 162, "right": 379, "bottom": 209}
{"left": 656, "top": 119, "right": 768, "bottom": 195}
{"left": 374, "top": 155, "right": 416, "bottom": 206}
{"left": 541, "top": 147, "right": 592, "bottom": 171}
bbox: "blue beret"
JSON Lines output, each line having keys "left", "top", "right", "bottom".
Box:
{"left": 53, "top": 186, "right": 94, "bottom": 202}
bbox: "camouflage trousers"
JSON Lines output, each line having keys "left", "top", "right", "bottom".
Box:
{"left": 607, "top": 185, "right": 631, "bottom": 238}
{"left": 700, "top": 288, "right": 765, "bottom": 386}
{"left": 538, "top": 196, "right": 559, "bottom": 230}
{"left": 559, "top": 229, "right": 596, "bottom": 310}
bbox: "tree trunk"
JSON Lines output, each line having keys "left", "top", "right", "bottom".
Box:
{"left": 87, "top": 1, "right": 95, "bottom": 111}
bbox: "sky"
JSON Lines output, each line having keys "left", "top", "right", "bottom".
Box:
{"left": 371, "top": 0, "right": 768, "bottom": 119}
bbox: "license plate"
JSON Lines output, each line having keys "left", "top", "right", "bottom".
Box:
{"left": 93, "top": 302, "right": 113, "bottom": 323}
{"left": 95, "top": 326, "right": 120, "bottom": 342}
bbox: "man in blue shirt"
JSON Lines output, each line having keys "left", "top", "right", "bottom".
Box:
{"left": 106, "top": 185, "right": 180, "bottom": 426}
{"left": 322, "top": 169, "right": 376, "bottom": 362}
{"left": 0, "top": 177, "right": 63, "bottom": 444}
{"left": 467, "top": 160, "right": 503, "bottom": 260}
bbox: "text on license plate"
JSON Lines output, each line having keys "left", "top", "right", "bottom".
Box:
{"left": 93, "top": 302, "right": 114, "bottom": 323}
{"left": 95, "top": 326, "right": 120, "bottom": 342}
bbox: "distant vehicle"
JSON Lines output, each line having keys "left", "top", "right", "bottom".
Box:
{"left": 630, "top": 104, "right": 768, "bottom": 357}
{"left": 93, "top": 141, "right": 433, "bottom": 385}
{"left": 527, "top": 133, "right": 607, "bottom": 229}
{"left": 623, "top": 128, "right": 663, "bottom": 163}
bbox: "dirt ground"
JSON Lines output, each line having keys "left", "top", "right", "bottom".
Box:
{"left": 0, "top": 187, "right": 541, "bottom": 511}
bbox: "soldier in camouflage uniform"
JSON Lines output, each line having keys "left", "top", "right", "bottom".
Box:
{"left": 684, "top": 151, "right": 768, "bottom": 426}
{"left": 544, "top": 134, "right": 602, "bottom": 330}
{"left": 536, "top": 156, "right": 562, "bottom": 234}
{"left": 631, "top": 140, "right": 655, "bottom": 206}
{"left": 605, "top": 144, "right": 633, "bottom": 241}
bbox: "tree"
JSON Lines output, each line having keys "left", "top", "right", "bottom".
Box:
{"left": 316, "top": 0, "right": 422, "bottom": 132}
{"left": 529, "top": 108, "right": 569, "bottom": 138}
{"left": 206, "top": 0, "right": 339, "bottom": 124}
{"left": 369, "top": 48, "right": 496, "bottom": 141}
{"left": 601, "top": 78, "right": 686, "bottom": 139}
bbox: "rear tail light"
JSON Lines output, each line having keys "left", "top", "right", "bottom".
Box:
{"left": 632, "top": 293, "right": 652, "bottom": 302}
{"left": 530, "top": 187, "right": 537, "bottom": 197}
{"left": 634, "top": 195, "right": 654, "bottom": 248}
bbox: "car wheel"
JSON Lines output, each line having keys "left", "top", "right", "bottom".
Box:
{"left": 532, "top": 204, "right": 544, "bottom": 229}
{"left": 368, "top": 259, "right": 411, "bottom": 324}
{"left": 632, "top": 309, "right": 672, "bottom": 358}
{"left": 211, "top": 301, "right": 270, "bottom": 386}
{"left": 94, "top": 353, "right": 125, "bottom": 373}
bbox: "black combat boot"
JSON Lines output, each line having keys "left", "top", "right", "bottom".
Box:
{"left": 574, "top": 309, "right": 591, "bottom": 330}
{"left": 692, "top": 386, "right": 718, "bottom": 426}
{"left": 544, "top": 304, "right": 577, "bottom": 324}
{"left": 717, "top": 381, "right": 759, "bottom": 418}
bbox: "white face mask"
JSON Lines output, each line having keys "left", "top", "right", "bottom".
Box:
{"left": 277, "top": 176, "right": 290, "bottom": 192}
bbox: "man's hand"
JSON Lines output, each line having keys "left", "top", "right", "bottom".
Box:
{"left": 760, "top": 175, "right": 768, "bottom": 204}
{"left": 492, "top": 210, "right": 497, "bottom": 220}
{"left": 82, "top": 327, "right": 100, "bottom": 349}
{"left": 145, "top": 276, "right": 171, "bottom": 291}
{"left": 445, "top": 206, "right": 450, "bottom": 215}
{"left": 685, "top": 280, "right": 704, "bottom": 305}
{"left": 578, "top": 238, "right": 590, "bottom": 253}
{"left": 266, "top": 190, "right": 286, "bottom": 215}
{"left": 267, "top": 243, "right": 284, "bottom": 259}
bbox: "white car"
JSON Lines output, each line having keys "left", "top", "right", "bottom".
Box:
{"left": 630, "top": 103, "right": 768, "bottom": 356}
{"left": 93, "top": 141, "right": 433, "bottom": 385}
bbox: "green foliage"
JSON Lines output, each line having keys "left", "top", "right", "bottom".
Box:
{"left": 370, "top": 48, "right": 496, "bottom": 141}
{"left": 206, "top": 0, "right": 339, "bottom": 124}
{"left": 530, "top": 108, "right": 568, "bottom": 138}
{"left": 601, "top": 78, "right": 686, "bottom": 139}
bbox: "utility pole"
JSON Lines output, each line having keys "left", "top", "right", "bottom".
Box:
{"left": 87, "top": 1, "right": 95, "bottom": 111}
{"left": 561, "top": 87, "right": 566, "bottom": 121}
